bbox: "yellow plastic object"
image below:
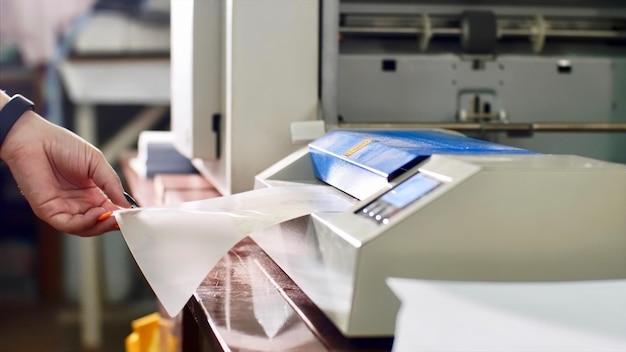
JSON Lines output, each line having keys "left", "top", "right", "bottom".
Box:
{"left": 125, "top": 312, "right": 178, "bottom": 352}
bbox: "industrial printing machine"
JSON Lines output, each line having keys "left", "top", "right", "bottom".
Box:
{"left": 169, "top": 0, "right": 626, "bottom": 340}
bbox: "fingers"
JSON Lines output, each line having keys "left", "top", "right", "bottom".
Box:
{"left": 47, "top": 208, "right": 120, "bottom": 237}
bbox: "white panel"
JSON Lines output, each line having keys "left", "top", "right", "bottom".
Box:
{"left": 227, "top": 0, "right": 319, "bottom": 194}
{"left": 174, "top": 0, "right": 319, "bottom": 195}
{"left": 171, "top": 0, "right": 222, "bottom": 160}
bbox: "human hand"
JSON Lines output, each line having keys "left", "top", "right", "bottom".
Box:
{"left": 0, "top": 110, "right": 131, "bottom": 236}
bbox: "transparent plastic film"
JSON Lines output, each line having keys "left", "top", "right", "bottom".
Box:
{"left": 114, "top": 186, "right": 352, "bottom": 317}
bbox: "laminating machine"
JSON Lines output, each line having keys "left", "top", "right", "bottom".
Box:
{"left": 251, "top": 129, "right": 626, "bottom": 337}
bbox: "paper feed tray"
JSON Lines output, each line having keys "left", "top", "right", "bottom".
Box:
{"left": 308, "top": 130, "right": 536, "bottom": 200}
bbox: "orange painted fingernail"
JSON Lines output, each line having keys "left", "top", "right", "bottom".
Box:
{"left": 97, "top": 211, "right": 113, "bottom": 221}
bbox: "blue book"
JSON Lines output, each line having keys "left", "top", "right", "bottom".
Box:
{"left": 309, "top": 130, "right": 535, "bottom": 199}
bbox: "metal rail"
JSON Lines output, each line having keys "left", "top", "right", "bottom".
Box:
{"left": 335, "top": 122, "right": 626, "bottom": 133}
{"left": 340, "top": 26, "right": 626, "bottom": 39}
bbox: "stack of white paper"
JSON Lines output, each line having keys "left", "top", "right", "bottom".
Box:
{"left": 387, "top": 277, "right": 626, "bottom": 352}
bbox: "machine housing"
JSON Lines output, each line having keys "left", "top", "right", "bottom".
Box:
{"left": 251, "top": 130, "right": 626, "bottom": 336}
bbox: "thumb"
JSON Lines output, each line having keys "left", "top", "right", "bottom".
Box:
{"left": 89, "top": 150, "right": 131, "bottom": 208}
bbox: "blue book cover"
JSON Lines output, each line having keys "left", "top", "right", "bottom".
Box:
{"left": 309, "top": 130, "right": 535, "bottom": 199}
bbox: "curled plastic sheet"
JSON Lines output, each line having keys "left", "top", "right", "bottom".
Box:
{"left": 114, "top": 185, "right": 352, "bottom": 317}
{"left": 387, "top": 277, "right": 626, "bottom": 352}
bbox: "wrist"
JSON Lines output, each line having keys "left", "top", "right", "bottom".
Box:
{"left": 0, "top": 92, "right": 35, "bottom": 150}
{"left": 0, "top": 110, "right": 38, "bottom": 161}
{"left": 0, "top": 90, "right": 10, "bottom": 110}
{"left": 0, "top": 92, "right": 36, "bottom": 160}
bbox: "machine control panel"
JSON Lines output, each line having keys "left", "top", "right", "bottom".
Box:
{"left": 357, "top": 173, "right": 441, "bottom": 224}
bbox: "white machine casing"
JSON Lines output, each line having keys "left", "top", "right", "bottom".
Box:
{"left": 252, "top": 150, "right": 626, "bottom": 336}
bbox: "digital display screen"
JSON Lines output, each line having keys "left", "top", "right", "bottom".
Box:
{"left": 380, "top": 173, "right": 440, "bottom": 208}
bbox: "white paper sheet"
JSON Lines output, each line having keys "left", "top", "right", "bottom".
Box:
{"left": 387, "top": 278, "right": 626, "bottom": 352}
{"left": 115, "top": 185, "right": 352, "bottom": 317}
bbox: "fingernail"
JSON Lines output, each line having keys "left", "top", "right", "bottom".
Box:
{"left": 97, "top": 211, "right": 113, "bottom": 221}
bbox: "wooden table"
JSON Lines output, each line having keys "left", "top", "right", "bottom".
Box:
{"left": 120, "top": 153, "right": 393, "bottom": 351}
